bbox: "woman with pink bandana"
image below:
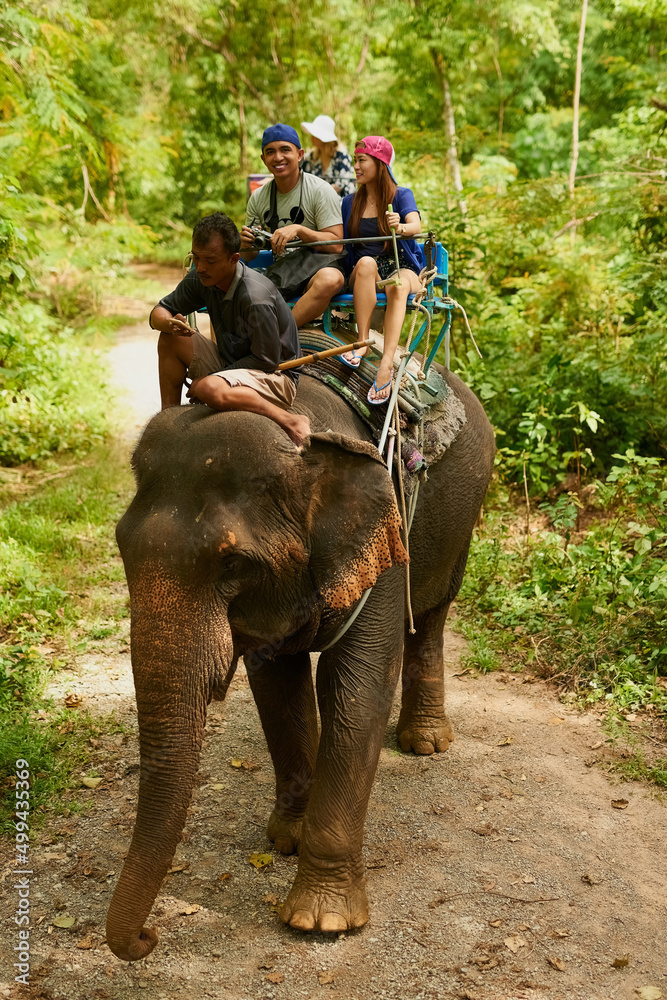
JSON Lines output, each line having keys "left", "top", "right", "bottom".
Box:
{"left": 340, "top": 136, "right": 424, "bottom": 405}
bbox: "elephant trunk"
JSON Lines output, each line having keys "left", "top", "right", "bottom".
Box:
{"left": 105, "top": 711, "right": 205, "bottom": 961}
{"left": 106, "top": 564, "right": 233, "bottom": 961}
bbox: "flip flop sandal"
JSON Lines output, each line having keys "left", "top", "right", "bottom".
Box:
{"left": 367, "top": 377, "right": 393, "bottom": 405}
{"left": 340, "top": 350, "right": 365, "bottom": 369}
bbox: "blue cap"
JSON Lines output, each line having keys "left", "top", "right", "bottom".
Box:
{"left": 262, "top": 124, "right": 301, "bottom": 151}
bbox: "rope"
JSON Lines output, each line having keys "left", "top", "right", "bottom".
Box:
{"left": 375, "top": 264, "right": 437, "bottom": 634}
{"left": 319, "top": 262, "right": 442, "bottom": 650}
{"left": 441, "top": 295, "right": 482, "bottom": 359}
{"left": 401, "top": 265, "right": 437, "bottom": 379}
{"left": 407, "top": 418, "right": 425, "bottom": 532}
{"left": 393, "top": 396, "right": 416, "bottom": 634}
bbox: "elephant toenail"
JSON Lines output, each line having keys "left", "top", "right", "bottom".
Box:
{"left": 289, "top": 909, "right": 316, "bottom": 930}
{"left": 319, "top": 912, "right": 347, "bottom": 932}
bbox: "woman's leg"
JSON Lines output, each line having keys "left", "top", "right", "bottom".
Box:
{"left": 368, "top": 268, "right": 421, "bottom": 402}
{"left": 342, "top": 256, "right": 379, "bottom": 363}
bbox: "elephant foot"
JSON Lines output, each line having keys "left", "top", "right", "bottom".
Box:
{"left": 397, "top": 711, "right": 454, "bottom": 755}
{"left": 267, "top": 809, "right": 302, "bottom": 855}
{"left": 279, "top": 864, "right": 369, "bottom": 932}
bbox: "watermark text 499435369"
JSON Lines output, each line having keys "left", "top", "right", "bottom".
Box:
{"left": 13, "top": 758, "right": 32, "bottom": 986}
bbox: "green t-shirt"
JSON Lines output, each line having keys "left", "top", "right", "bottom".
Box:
{"left": 245, "top": 171, "right": 342, "bottom": 234}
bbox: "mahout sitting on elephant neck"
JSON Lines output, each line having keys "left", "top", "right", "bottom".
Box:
{"left": 105, "top": 371, "right": 495, "bottom": 961}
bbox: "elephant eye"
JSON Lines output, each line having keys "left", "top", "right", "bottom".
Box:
{"left": 220, "top": 556, "right": 240, "bottom": 574}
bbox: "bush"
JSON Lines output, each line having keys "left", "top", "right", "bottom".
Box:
{"left": 0, "top": 301, "right": 111, "bottom": 465}
{"left": 459, "top": 450, "right": 667, "bottom": 711}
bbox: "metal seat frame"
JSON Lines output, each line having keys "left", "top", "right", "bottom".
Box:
{"left": 245, "top": 237, "right": 453, "bottom": 372}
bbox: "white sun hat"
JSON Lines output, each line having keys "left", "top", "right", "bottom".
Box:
{"left": 301, "top": 115, "right": 338, "bottom": 144}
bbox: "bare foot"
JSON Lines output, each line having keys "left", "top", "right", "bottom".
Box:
{"left": 368, "top": 364, "right": 393, "bottom": 403}
{"left": 267, "top": 809, "right": 302, "bottom": 855}
{"left": 280, "top": 413, "right": 311, "bottom": 446}
{"left": 280, "top": 862, "right": 369, "bottom": 932}
{"left": 396, "top": 711, "right": 454, "bottom": 755}
{"left": 341, "top": 347, "right": 369, "bottom": 367}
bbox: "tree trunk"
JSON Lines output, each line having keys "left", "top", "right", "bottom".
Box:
{"left": 493, "top": 35, "right": 504, "bottom": 151}
{"left": 104, "top": 142, "right": 119, "bottom": 213}
{"left": 238, "top": 95, "right": 248, "bottom": 173}
{"left": 432, "top": 50, "right": 467, "bottom": 216}
{"left": 569, "top": 0, "right": 588, "bottom": 245}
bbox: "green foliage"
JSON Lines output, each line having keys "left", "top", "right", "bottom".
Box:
{"left": 459, "top": 623, "right": 503, "bottom": 674}
{"left": 426, "top": 113, "right": 667, "bottom": 492}
{"left": 601, "top": 715, "right": 667, "bottom": 788}
{"left": 0, "top": 444, "right": 133, "bottom": 711}
{"left": 0, "top": 710, "right": 123, "bottom": 832}
{"left": 0, "top": 301, "right": 111, "bottom": 464}
{"left": 0, "top": 445, "right": 133, "bottom": 821}
{"left": 460, "top": 451, "right": 667, "bottom": 712}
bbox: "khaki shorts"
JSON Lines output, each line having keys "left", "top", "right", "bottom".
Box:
{"left": 186, "top": 331, "right": 297, "bottom": 411}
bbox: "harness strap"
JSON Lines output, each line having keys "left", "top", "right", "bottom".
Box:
{"left": 267, "top": 174, "right": 304, "bottom": 235}
{"left": 319, "top": 588, "right": 373, "bottom": 651}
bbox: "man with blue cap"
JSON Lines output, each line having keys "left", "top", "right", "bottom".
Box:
{"left": 241, "top": 124, "right": 345, "bottom": 328}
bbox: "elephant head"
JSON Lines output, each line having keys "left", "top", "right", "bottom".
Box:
{"left": 105, "top": 406, "right": 407, "bottom": 961}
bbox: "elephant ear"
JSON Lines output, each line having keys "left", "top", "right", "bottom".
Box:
{"left": 301, "top": 432, "right": 409, "bottom": 610}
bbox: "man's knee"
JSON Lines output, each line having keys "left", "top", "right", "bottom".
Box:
{"left": 310, "top": 268, "right": 344, "bottom": 295}
{"left": 157, "top": 331, "right": 174, "bottom": 357}
{"left": 190, "top": 374, "right": 227, "bottom": 404}
{"left": 158, "top": 331, "right": 194, "bottom": 366}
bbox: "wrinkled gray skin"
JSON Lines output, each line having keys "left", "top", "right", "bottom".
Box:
{"left": 106, "top": 370, "right": 495, "bottom": 961}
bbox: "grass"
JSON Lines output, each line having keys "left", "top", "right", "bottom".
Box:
{"left": 0, "top": 442, "right": 134, "bottom": 671}
{"left": 0, "top": 442, "right": 135, "bottom": 827}
{"left": 455, "top": 461, "right": 667, "bottom": 784}
{"left": 458, "top": 454, "right": 667, "bottom": 702}
{"left": 458, "top": 622, "right": 503, "bottom": 674}
{"left": 600, "top": 715, "right": 667, "bottom": 789}
{"left": 0, "top": 709, "right": 125, "bottom": 833}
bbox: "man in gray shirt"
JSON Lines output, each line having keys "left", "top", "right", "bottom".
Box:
{"left": 241, "top": 124, "right": 345, "bottom": 328}
{"left": 151, "top": 212, "right": 310, "bottom": 445}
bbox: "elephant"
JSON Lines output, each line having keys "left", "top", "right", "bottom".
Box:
{"left": 105, "top": 367, "right": 495, "bottom": 962}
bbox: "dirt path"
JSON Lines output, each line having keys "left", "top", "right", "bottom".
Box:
{"left": 105, "top": 265, "right": 210, "bottom": 442}
{"left": 1, "top": 269, "right": 666, "bottom": 1000}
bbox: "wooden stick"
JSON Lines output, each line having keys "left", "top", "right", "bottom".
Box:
{"left": 276, "top": 339, "right": 373, "bottom": 371}
{"left": 377, "top": 203, "right": 402, "bottom": 289}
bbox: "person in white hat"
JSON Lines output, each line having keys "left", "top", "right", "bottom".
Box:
{"left": 301, "top": 115, "right": 356, "bottom": 198}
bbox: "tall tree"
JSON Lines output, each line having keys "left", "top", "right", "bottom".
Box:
{"left": 569, "top": 0, "right": 588, "bottom": 245}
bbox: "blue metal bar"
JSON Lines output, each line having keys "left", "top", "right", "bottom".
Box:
{"left": 426, "top": 313, "right": 452, "bottom": 371}
{"left": 406, "top": 318, "right": 429, "bottom": 357}
{"left": 322, "top": 306, "right": 334, "bottom": 337}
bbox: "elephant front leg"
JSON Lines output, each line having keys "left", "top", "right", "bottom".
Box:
{"left": 281, "top": 577, "right": 403, "bottom": 932}
{"left": 397, "top": 599, "right": 454, "bottom": 755}
{"left": 246, "top": 651, "right": 318, "bottom": 854}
